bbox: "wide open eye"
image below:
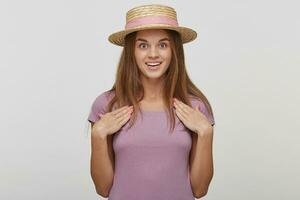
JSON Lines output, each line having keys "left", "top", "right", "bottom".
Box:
{"left": 159, "top": 43, "right": 168, "bottom": 48}
{"left": 138, "top": 43, "right": 148, "bottom": 49}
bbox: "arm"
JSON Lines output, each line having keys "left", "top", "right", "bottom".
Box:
{"left": 90, "top": 122, "right": 115, "bottom": 197}
{"left": 189, "top": 128, "right": 214, "bottom": 198}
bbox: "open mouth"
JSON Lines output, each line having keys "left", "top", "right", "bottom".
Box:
{"left": 145, "top": 62, "right": 162, "bottom": 70}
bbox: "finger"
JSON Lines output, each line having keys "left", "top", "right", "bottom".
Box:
{"left": 177, "top": 100, "right": 193, "bottom": 113}
{"left": 111, "top": 105, "right": 131, "bottom": 115}
{"left": 177, "top": 107, "right": 188, "bottom": 120}
{"left": 117, "top": 112, "right": 131, "bottom": 125}
{"left": 174, "top": 99, "right": 188, "bottom": 113}
{"left": 114, "top": 106, "right": 133, "bottom": 119}
{"left": 175, "top": 108, "right": 186, "bottom": 122}
{"left": 174, "top": 100, "right": 189, "bottom": 115}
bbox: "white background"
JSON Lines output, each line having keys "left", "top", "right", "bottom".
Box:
{"left": 1, "top": 0, "right": 299, "bottom": 199}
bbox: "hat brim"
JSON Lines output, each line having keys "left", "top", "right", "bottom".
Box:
{"left": 108, "top": 24, "right": 197, "bottom": 46}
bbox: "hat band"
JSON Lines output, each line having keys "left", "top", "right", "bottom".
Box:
{"left": 125, "top": 15, "right": 179, "bottom": 29}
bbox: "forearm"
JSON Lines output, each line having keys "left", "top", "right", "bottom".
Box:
{"left": 90, "top": 134, "right": 114, "bottom": 196}
{"left": 190, "top": 132, "right": 214, "bottom": 197}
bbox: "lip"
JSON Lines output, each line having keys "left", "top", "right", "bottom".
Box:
{"left": 145, "top": 62, "right": 163, "bottom": 71}
{"left": 145, "top": 62, "right": 163, "bottom": 66}
{"left": 145, "top": 61, "right": 163, "bottom": 63}
{"left": 145, "top": 61, "right": 163, "bottom": 64}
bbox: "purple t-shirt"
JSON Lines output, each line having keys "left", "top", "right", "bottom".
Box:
{"left": 88, "top": 90, "right": 215, "bottom": 200}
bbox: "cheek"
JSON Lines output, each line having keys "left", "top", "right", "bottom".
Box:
{"left": 162, "top": 50, "right": 172, "bottom": 63}
{"left": 134, "top": 52, "right": 147, "bottom": 71}
{"left": 135, "top": 51, "right": 146, "bottom": 63}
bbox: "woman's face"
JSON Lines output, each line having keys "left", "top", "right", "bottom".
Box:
{"left": 134, "top": 29, "right": 172, "bottom": 81}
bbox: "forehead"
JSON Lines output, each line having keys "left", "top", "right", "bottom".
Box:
{"left": 135, "top": 29, "right": 170, "bottom": 41}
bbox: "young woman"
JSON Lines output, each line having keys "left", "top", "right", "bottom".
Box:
{"left": 87, "top": 4, "right": 215, "bottom": 200}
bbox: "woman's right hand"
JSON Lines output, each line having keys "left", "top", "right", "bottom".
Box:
{"left": 91, "top": 105, "right": 133, "bottom": 138}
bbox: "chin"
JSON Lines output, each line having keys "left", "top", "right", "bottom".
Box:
{"left": 144, "top": 70, "right": 168, "bottom": 80}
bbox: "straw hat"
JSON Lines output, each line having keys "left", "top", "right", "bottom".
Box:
{"left": 108, "top": 4, "right": 197, "bottom": 46}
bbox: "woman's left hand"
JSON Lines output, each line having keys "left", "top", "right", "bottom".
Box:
{"left": 173, "top": 98, "right": 213, "bottom": 137}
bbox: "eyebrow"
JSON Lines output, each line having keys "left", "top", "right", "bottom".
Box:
{"left": 135, "top": 38, "right": 170, "bottom": 42}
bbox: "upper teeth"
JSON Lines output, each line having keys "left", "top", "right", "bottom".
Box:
{"left": 146, "top": 62, "right": 161, "bottom": 66}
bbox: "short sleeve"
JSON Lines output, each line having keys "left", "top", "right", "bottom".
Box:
{"left": 87, "top": 90, "right": 113, "bottom": 123}
{"left": 190, "top": 97, "right": 215, "bottom": 126}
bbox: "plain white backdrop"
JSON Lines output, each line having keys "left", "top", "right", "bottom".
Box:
{"left": 1, "top": 0, "right": 299, "bottom": 199}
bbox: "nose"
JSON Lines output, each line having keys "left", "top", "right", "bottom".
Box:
{"left": 148, "top": 46, "right": 159, "bottom": 59}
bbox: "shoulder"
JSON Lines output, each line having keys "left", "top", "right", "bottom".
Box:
{"left": 92, "top": 89, "right": 115, "bottom": 107}
{"left": 88, "top": 89, "right": 115, "bottom": 123}
{"left": 188, "top": 94, "right": 215, "bottom": 126}
{"left": 188, "top": 95, "right": 205, "bottom": 109}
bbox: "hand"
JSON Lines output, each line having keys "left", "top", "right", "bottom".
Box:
{"left": 173, "top": 98, "right": 212, "bottom": 137}
{"left": 92, "top": 105, "right": 133, "bottom": 138}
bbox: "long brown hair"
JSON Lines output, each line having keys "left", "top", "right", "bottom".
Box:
{"left": 106, "top": 29, "right": 214, "bottom": 133}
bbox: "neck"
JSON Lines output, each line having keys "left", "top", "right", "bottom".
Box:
{"left": 141, "top": 77, "right": 165, "bottom": 101}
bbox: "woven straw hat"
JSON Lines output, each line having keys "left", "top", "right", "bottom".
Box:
{"left": 108, "top": 4, "right": 197, "bottom": 46}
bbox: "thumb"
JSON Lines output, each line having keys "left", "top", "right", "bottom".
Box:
{"left": 98, "top": 113, "right": 103, "bottom": 117}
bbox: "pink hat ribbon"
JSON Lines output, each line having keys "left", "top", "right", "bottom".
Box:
{"left": 125, "top": 15, "right": 179, "bottom": 29}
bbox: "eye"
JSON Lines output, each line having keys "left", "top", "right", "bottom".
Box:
{"left": 159, "top": 43, "right": 168, "bottom": 48}
{"left": 138, "top": 43, "right": 148, "bottom": 49}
